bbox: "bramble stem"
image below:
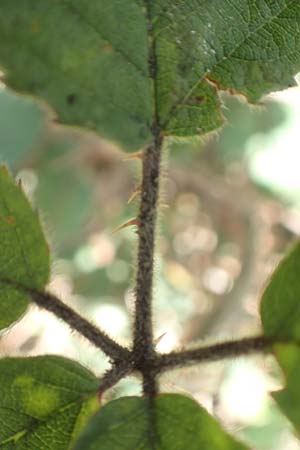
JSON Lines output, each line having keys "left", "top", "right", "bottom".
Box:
{"left": 132, "top": 0, "right": 163, "bottom": 398}
{"left": 29, "top": 288, "right": 130, "bottom": 362}
{"left": 155, "top": 335, "right": 271, "bottom": 371}
{"left": 97, "top": 360, "right": 134, "bottom": 395}
{"left": 133, "top": 136, "right": 163, "bottom": 396}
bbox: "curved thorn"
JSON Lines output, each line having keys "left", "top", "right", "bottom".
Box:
{"left": 123, "top": 151, "right": 143, "bottom": 162}
{"left": 127, "top": 186, "right": 141, "bottom": 204}
{"left": 112, "top": 218, "right": 139, "bottom": 234}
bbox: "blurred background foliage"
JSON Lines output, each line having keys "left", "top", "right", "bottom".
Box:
{"left": 0, "top": 82, "right": 300, "bottom": 450}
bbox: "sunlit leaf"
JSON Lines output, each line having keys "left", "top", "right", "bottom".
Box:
{"left": 0, "top": 356, "right": 99, "bottom": 449}
{"left": 0, "top": 2, "right": 300, "bottom": 150}
{"left": 73, "top": 394, "right": 249, "bottom": 450}
{"left": 272, "top": 344, "right": 300, "bottom": 435}
{"left": 153, "top": 2, "right": 300, "bottom": 137}
{"left": 261, "top": 243, "right": 300, "bottom": 341}
{"left": 260, "top": 244, "right": 300, "bottom": 435}
{"left": 0, "top": 166, "right": 50, "bottom": 329}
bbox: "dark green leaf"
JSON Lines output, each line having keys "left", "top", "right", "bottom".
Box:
{"left": 261, "top": 243, "right": 300, "bottom": 340}
{"left": 0, "top": 356, "right": 99, "bottom": 449}
{"left": 0, "top": 166, "right": 50, "bottom": 329}
{"left": 0, "top": 1, "right": 152, "bottom": 151}
{"left": 1, "top": 2, "right": 300, "bottom": 150}
{"left": 73, "top": 394, "right": 249, "bottom": 450}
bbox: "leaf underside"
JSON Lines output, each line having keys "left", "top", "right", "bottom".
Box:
{"left": 73, "top": 394, "right": 249, "bottom": 450}
{"left": 0, "top": 166, "right": 50, "bottom": 330}
{"left": 0, "top": 1, "right": 299, "bottom": 150}
{"left": 0, "top": 356, "right": 99, "bottom": 449}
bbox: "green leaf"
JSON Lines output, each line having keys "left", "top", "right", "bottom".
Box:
{"left": 0, "top": 1, "right": 152, "bottom": 151}
{"left": 260, "top": 243, "right": 300, "bottom": 340}
{"left": 153, "top": 1, "right": 300, "bottom": 137}
{"left": 272, "top": 343, "right": 300, "bottom": 435}
{"left": 0, "top": 356, "right": 99, "bottom": 449}
{"left": 73, "top": 394, "right": 249, "bottom": 450}
{"left": 260, "top": 245, "right": 300, "bottom": 434}
{"left": 0, "top": 166, "right": 50, "bottom": 329}
{"left": 1, "top": 2, "right": 300, "bottom": 150}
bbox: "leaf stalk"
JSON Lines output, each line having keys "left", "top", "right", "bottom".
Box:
{"left": 155, "top": 336, "right": 271, "bottom": 371}
{"left": 133, "top": 134, "right": 163, "bottom": 396}
{"left": 28, "top": 288, "right": 130, "bottom": 363}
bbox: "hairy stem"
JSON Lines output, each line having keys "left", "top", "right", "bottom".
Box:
{"left": 156, "top": 336, "right": 271, "bottom": 371}
{"left": 132, "top": 0, "right": 163, "bottom": 398}
{"left": 96, "top": 335, "right": 273, "bottom": 394}
{"left": 133, "top": 136, "right": 163, "bottom": 392}
{"left": 98, "top": 360, "right": 134, "bottom": 396}
{"left": 29, "top": 289, "right": 130, "bottom": 362}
